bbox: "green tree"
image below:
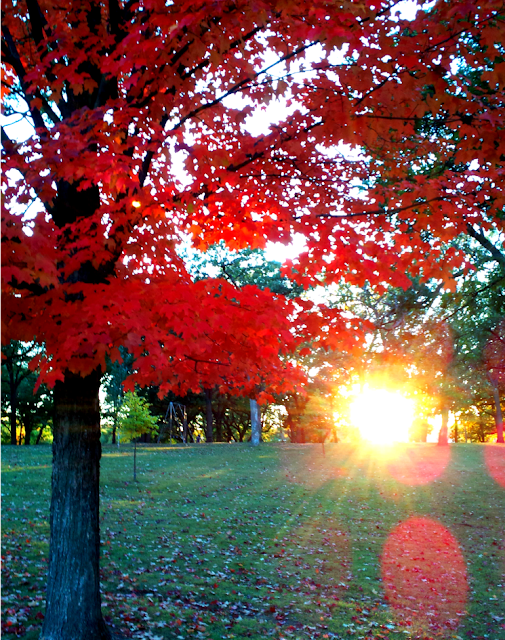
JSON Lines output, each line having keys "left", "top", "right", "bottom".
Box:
{"left": 118, "top": 391, "right": 158, "bottom": 481}
{"left": 188, "top": 244, "right": 307, "bottom": 445}
{"left": 439, "top": 236, "right": 505, "bottom": 442}
{"left": 16, "top": 375, "right": 52, "bottom": 444}
{"left": 188, "top": 244, "right": 304, "bottom": 297}
{"left": 101, "top": 349, "right": 134, "bottom": 444}
{"left": 1, "top": 341, "right": 51, "bottom": 445}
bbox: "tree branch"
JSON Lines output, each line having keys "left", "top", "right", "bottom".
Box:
{"left": 25, "top": 0, "right": 50, "bottom": 45}
{"left": 1, "top": 25, "right": 47, "bottom": 132}
{"left": 1, "top": 124, "right": 17, "bottom": 150}
{"left": 170, "top": 41, "right": 319, "bottom": 134}
{"left": 315, "top": 196, "right": 447, "bottom": 220}
{"left": 442, "top": 273, "right": 505, "bottom": 322}
{"left": 466, "top": 224, "right": 505, "bottom": 267}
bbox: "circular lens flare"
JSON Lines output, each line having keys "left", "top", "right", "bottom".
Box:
{"left": 350, "top": 389, "right": 414, "bottom": 444}
{"left": 381, "top": 517, "right": 468, "bottom": 633}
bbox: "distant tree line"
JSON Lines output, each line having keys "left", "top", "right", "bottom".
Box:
{"left": 3, "top": 244, "right": 503, "bottom": 445}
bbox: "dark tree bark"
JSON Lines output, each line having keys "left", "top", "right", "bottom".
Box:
{"left": 35, "top": 422, "right": 46, "bottom": 444}
{"left": 24, "top": 421, "right": 34, "bottom": 445}
{"left": 490, "top": 379, "right": 504, "bottom": 444}
{"left": 41, "top": 369, "right": 111, "bottom": 640}
{"left": 112, "top": 417, "right": 118, "bottom": 445}
{"left": 21, "top": 409, "right": 40, "bottom": 445}
{"left": 9, "top": 387, "right": 18, "bottom": 445}
{"left": 288, "top": 419, "right": 305, "bottom": 443}
{"left": 214, "top": 402, "right": 225, "bottom": 442}
{"left": 204, "top": 388, "right": 214, "bottom": 443}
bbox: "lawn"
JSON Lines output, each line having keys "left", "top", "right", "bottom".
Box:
{"left": 2, "top": 443, "right": 504, "bottom": 640}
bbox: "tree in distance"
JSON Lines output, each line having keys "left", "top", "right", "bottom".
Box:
{"left": 101, "top": 348, "right": 133, "bottom": 444}
{"left": 1, "top": 341, "right": 52, "bottom": 445}
{"left": 118, "top": 391, "right": 158, "bottom": 481}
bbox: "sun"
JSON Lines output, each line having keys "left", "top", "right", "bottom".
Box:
{"left": 350, "top": 388, "right": 415, "bottom": 444}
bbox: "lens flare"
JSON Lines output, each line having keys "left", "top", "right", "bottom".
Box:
{"left": 484, "top": 444, "right": 505, "bottom": 489}
{"left": 381, "top": 517, "right": 468, "bottom": 633}
{"left": 386, "top": 445, "right": 451, "bottom": 485}
{"left": 350, "top": 389, "right": 414, "bottom": 444}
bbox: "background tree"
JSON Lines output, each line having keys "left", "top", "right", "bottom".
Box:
{"left": 15, "top": 376, "right": 52, "bottom": 445}
{"left": 189, "top": 244, "right": 307, "bottom": 445}
{"left": 324, "top": 280, "right": 453, "bottom": 441}
{"left": 1, "top": 342, "right": 40, "bottom": 444}
{"left": 280, "top": 341, "right": 359, "bottom": 443}
{"left": 442, "top": 238, "right": 505, "bottom": 443}
{"left": 101, "top": 348, "right": 134, "bottom": 444}
{"left": 118, "top": 391, "right": 158, "bottom": 481}
{"left": 136, "top": 384, "right": 276, "bottom": 443}
{"left": 189, "top": 243, "right": 304, "bottom": 297}
{"left": 217, "top": 395, "right": 252, "bottom": 442}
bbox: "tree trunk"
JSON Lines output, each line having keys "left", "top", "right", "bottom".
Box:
{"left": 215, "top": 409, "right": 224, "bottom": 442}
{"left": 287, "top": 418, "right": 297, "bottom": 443}
{"left": 490, "top": 379, "right": 504, "bottom": 444}
{"left": 250, "top": 398, "right": 261, "bottom": 446}
{"left": 438, "top": 406, "right": 449, "bottom": 446}
{"left": 112, "top": 415, "right": 117, "bottom": 445}
{"left": 452, "top": 418, "right": 459, "bottom": 444}
{"left": 24, "top": 422, "right": 34, "bottom": 445}
{"left": 41, "top": 369, "right": 111, "bottom": 640}
{"left": 182, "top": 408, "right": 188, "bottom": 444}
{"left": 204, "top": 388, "right": 214, "bottom": 443}
{"left": 10, "top": 386, "right": 18, "bottom": 445}
{"left": 35, "top": 423, "right": 46, "bottom": 445}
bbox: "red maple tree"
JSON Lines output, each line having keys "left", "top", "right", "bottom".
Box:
{"left": 2, "top": 1, "right": 504, "bottom": 637}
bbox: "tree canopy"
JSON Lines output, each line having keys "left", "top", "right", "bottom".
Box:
{"left": 3, "top": 0, "right": 504, "bottom": 392}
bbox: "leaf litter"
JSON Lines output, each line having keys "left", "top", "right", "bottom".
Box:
{"left": 2, "top": 443, "right": 505, "bottom": 639}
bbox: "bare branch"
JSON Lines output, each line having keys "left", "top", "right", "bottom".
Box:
{"left": 315, "top": 196, "right": 448, "bottom": 220}
{"left": 466, "top": 223, "right": 505, "bottom": 267}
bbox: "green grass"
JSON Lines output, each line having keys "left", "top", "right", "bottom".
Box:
{"left": 2, "top": 443, "right": 505, "bottom": 639}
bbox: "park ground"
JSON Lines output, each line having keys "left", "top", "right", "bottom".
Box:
{"left": 2, "top": 443, "right": 505, "bottom": 640}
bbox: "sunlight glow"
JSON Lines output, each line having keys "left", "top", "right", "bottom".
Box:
{"left": 350, "top": 389, "right": 414, "bottom": 444}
